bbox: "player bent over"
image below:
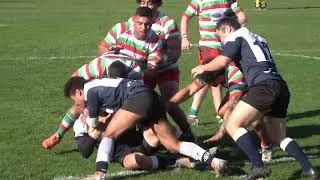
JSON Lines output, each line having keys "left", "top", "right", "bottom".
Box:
{"left": 64, "top": 77, "right": 228, "bottom": 178}
{"left": 41, "top": 53, "right": 143, "bottom": 150}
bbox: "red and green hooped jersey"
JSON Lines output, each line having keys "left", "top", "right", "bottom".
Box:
{"left": 193, "top": 62, "right": 247, "bottom": 98}
{"left": 100, "top": 21, "right": 163, "bottom": 69}
{"left": 72, "top": 53, "right": 143, "bottom": 80}
{"left": 128, "top": 12, "right": 180, "bottom": 72}
{"left": 183, "top": 0, "right": 242, "bottom": 49}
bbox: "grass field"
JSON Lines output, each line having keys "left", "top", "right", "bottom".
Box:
{"left": 1, "top": 0, "right": 320, "bottom": 179}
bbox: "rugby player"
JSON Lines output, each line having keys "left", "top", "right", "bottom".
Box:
{"left": 191, "top": 17, "right": 318, "bottom": 179}
{"left": 180, "top": 0, "right": 247, "bottom": 126}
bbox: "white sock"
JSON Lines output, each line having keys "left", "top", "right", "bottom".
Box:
{"left": 280, "top": 137, "right": 293, "bottom": 151}
{"left": 96, "top": 137, "right": 114, "bottom": 163}
{"left": 179, "top": 141, "right": 206, "bottom": 161}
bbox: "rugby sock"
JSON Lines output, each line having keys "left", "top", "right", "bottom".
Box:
{"left": 150, "top": 156, "right": 159, "bottom": 170}
{"left": 96, "top": 137, "right": 114, "bottom": 173}
{"left": 188, "top": 108, "right": 198, "bottom": 117}
{"left": 142, "top": 138, "right": 158, "bottom": 155}
{"left": 57, "top": 111, "right": 77, "bottom": 140}
{"left": 280, "top": 138, "right": 312, "bottom": 172}
{"left": 232, "top": 128, "right": 264, "bottom": 168}
{"left": 179, "top": 141, "right": 206, "bottom": 161}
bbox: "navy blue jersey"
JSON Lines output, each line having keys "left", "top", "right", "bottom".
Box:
{"left": 221, "top": 27, "right": 283, "bottom": 87}
{"left": 84, "top": 78, "right": 149, "bottom": 118}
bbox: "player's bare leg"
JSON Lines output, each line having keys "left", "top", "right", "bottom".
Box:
{"left": 187, "top": 85, "right": 209, "bottom": 126}
{"left": 211, "top": 85, "right": 223, "bottom": 123}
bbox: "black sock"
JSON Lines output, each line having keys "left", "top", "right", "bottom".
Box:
{"left": 234, "top": 128, "right": 264, "bottom": 168}
{"left": 96, "top": 161, "right": 108, "bottom": 173}
{"left": 281, "top": 138, "right": 312, "bottom": 172}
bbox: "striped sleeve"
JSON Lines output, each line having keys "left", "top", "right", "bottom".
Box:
{"left": 104, "top": 22, "right": 124, "bottom": 47}
{"left": 72, "top": 57, "right": 107, "bottom": 80}
{"left": 160, "top": 16, "right": 180, "bottom": 40}
{"left": 227, "top": 63, "right": 247, "bottom": 98}
{"left": 183, "top": 0, "right": 200, "bottom": 18}
{"left": 228, "top": 0, "right": 242, "bottom": 15}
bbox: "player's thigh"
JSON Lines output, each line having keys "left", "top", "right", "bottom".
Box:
{"left": 105, "top": 109, "right": 142, "bottom": 138}
{"left": 143, "top": 127, "right": 160, "bottom": 147}
{"left": 226, "top": 100, "right": 263, "bottom": 136}
{"left": 264, "top": 116, "right": 287, "bottom": 145}
{"left": 152, "top": 119, "right": 180, "bottom": 153}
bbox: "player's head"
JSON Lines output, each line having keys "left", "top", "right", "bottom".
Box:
{"left": 107, "top": 61, "right": 129, "bottom": 78}
{"left": 137, "top": 0, "right": 162, "bottom": 12}
{"left": 64, "top": 77, "right": 86, "bottom": 107}
{"left": 197, "top": 69, "right": 225, "bottom": 87}
{"left": 216, "top": 17, "right": 241, "bottom": 43}
{"left": 133, "top": 7, "right": 153, "bottom": 40}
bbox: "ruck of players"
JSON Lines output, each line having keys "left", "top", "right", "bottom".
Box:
{"left": 41, "top": 0, "right": 319, "bottom": 179}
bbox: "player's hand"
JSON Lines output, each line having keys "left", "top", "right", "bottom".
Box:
{"left": 42, "top": 132, "right": 61, "bottom": 150}
{"left": 191, "top": 65, "right": 205, "bottom": 78}
{"left": 108, "top": 45, "right": 123, "bottom": 53}
{"left": 237, "top": 11, "right": 247, "bottom": 27}
{"left": 203, "top": 132, "right": 224, "bottom": 143}
{"left": 181, "top": 38, "right": 193, "bottom": 51}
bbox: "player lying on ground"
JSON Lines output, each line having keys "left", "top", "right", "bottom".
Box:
{"left": 168, "top": 62, "right": 273, "bottom": 162}
{"left": 64, "top": 76, "right": 228, "bottom": 178}
{"left": 191, "top": 17, "right": 318, "bottom": 179}
{"left": 73, "top": 114, "right": 179, "bottom": 170}
{"left": 42, "top": 53, "right": 143, "bottom": 150}
{"left": 98, "top": 6, "right": 195, "bottom": 142}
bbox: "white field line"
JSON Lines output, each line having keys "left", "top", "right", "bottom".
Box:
{"left": 0, "top": 24, "right": 8, "bottom": 27}
{"left": 0, "top": 50, "right": 320, "bottom": 61}
{"left": 54, "top": 154, "right": 320, "bottom": 180}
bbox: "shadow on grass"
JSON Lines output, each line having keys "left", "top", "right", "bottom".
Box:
{"left": 287, "top": 124, "right": 320, "bottom": 138}
{"left": 288, "top": 109, "right": 320, "bottom": 121}
{"left": 55, "top": 148, "right": 79, "bottom": 155}
{"left": 268, "top": 6, "right": 320, "bottom": 10}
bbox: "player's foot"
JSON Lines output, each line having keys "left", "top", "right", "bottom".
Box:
{"left": 260, "top": 0, "right": 267, "bottom": 9}
{"left": 42, "top": 133, "right": 60, "bottom": 150}
{"left": 300, "top": 168, "right": 319, "bottom": 180}
{"left": 211, "top": 158, "right": 228, "bottom": 177}
{"left": 187, "top": 114, "right": 199, "bottom": 127}
{"left": 93, "top": 171, "right": 106, "bottom": 180}
{"left": 261, "top": 145, "right": 273, "bottom": 162}
{"left": 208, "top": 146, "right": 219, "bottom": 156}
{"left": 243, "top": 166, "right": 271, "bottom": 180}
{"left": 175, "top": 157, "right": 196, "bottom": 169}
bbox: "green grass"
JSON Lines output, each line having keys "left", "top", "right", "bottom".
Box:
{"left": 0, "top": 0, "right": 320, "bottom": 179}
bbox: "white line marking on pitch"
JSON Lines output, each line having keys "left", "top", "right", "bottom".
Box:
{"left": 0, "top": 24, "right": 8, "bottom": 27}
{"left": 273, "top": 52, "right": 320, "bottom": 60}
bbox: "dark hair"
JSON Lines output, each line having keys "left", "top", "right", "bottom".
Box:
{"left": 64, "top": 77, "right": 86, "bottom": 97}
{"left": 197, "top": 69, "right": 225, "bottom": 84}
{"left": 217, "top": 17, "right": 241, "bottom": 32}
{"left": 136, "top": 0, "right": 162, "bottom": 7}
{"left": 136, "top": 7, "right": 153, "bottom": 17}
{"left": 107, "top": 61, "right": 129, "bottom": 78}
{"left": 223, "top": 9, "right": 236, "bottom": 18}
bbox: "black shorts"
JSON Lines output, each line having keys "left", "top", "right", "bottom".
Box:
{"left": 113, "top": 128, "right": 144, "bottom": 166}
{"left": 121, "top": 90, "right": 167, "bottom": 126}
{"left": 242, "top": 79, "right": 290, "bottom": 118}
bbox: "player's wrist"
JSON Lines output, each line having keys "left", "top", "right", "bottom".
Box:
{"left": 181, "top": 33, "right": 188, "bottom": 39}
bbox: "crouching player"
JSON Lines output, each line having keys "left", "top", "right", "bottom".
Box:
{"left": 64, "top": 76, "right": 228, "bottom": 178}
{"left": 41, "top": 53, "right": 143, "bottom": 150}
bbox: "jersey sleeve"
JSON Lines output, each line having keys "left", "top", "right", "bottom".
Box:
{"left": 220, "top": 37, "right": 242, "bottom": 62}
{"left": 228, "top": 0, "right": 242, "bottom": 15}
{"left": 102, "top": 23, "right": 123, "bottom": 47}
{"left": 183, "top": 0, "right": 200, "bottom": 18}
{"left": 161, "top": 16, "right": 181, "bottom": 40}
{"left": 86, "top": 89, "right": 100, "bottom": 118}
{"left": 72, "top": 57, "right": 107, "bottom": 80}
{"left": 226, "top": 63, "right": 247, "bottom": 98}
{"left": 146, "top": 36, "right": 164, "bottom": 68}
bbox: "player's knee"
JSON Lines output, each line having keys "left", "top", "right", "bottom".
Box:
{"left": 76, "top": 135, "right": 96, "bottom": 158}
{"left": 123, "top": 154, "right": 140, "bottom": 170}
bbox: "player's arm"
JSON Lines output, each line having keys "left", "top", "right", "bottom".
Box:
{"left": 169, "top": 80, "right": 205, "bottom": 106}
{"left": 180, "top": 0, "right": 199, "bottom": 51}
{"left": 85, "top": 90, "right": 100, "bottom": 128}
{"left": 192, "top": 55, "right": 232, "bottom": 78}
{"left": 97, "top": 24, "right": 120, "bottom": 56}
{"left": 72, "top": 57, "right": 106, "bottom": 80}
{"left": 229, "top": 0, "right": 247, "bottom": 26}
